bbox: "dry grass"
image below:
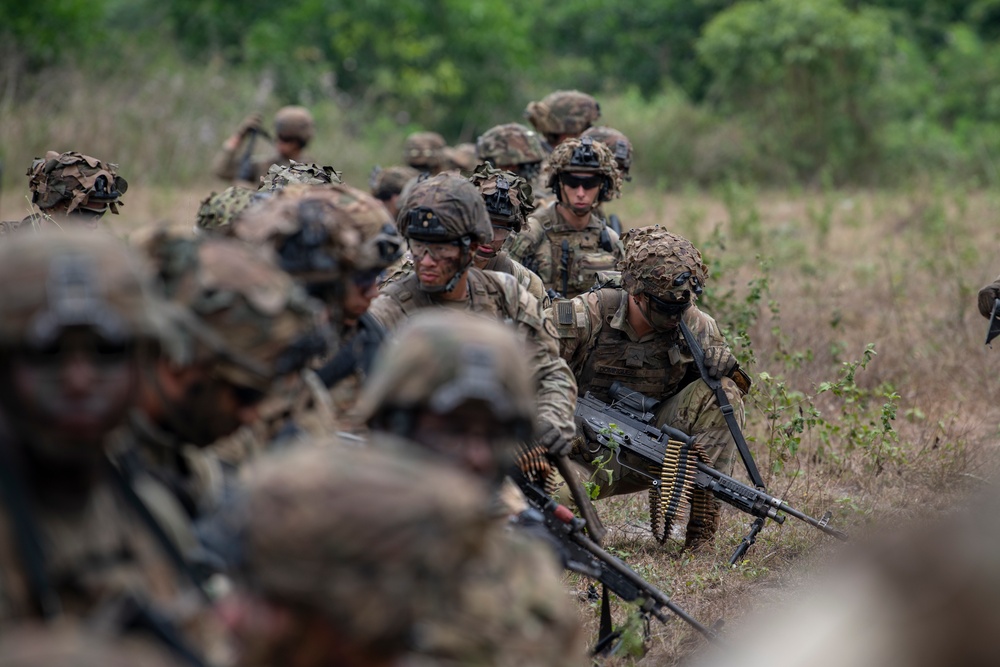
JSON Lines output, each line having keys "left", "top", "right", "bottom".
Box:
{"left": 2, "top": 173, "right": 997, "bottom": 664}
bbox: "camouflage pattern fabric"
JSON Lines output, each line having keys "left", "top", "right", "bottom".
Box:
{"left": 469, "top": 163, "right": 535, "bottom": 232}
{"left": 194, "top": 186, "right": 255, "bottom": 233}
{"left": 475, "top": 252, "right": 550, "bottom": 309}
{"left": 213, "top": 148, "right": 314, "bottom": 186}
{"left": 139, "top": 230, "right": 327, "bottom": 393}
{"left": 544, "top": 136, "right": 622, "bottom": 201}
{"left": 399, "top": 173, "right": 494, "bottom": 245}
{"left": 0, "top": 229, "right": 165, "bottom": 347}
{"left": 582, "top": 125, "right": 633, "bottom": 180}
{"left": 444, "top": 143, "right": 478, "bottom": 172}
{"left": 367, "top": 268, "right": 578, "bottom": 444}
{"left": 274, "top": 105, "right": 315, "bottom": 144}
{"left": 325, "top": 182, "right": 404, "bottom": 271}
{"left": 620, "top": 225, "right": 707, "bottom": 303}
{"left": 506, "top": 201, "right": 623, "bottom": 299}
{"left": 236, "top": 441, "right": 493, "bottom": 657}
{"left": 370, "top": 164, "right": 419, "bottom": 200}
{"left": 27, "top": 151, "right": 127, "bottom": 214}
{"left": 257, "top": 160, "right": 342, "bottom": 192}
{"left": 523, "top": 90, "right": 600, "bottom": 137}
{"left": 476, "top": 123, "right": 548, "bottom": 167}
{"left": 0, "top": 625, "right": 184, "bottom": 667}
{"left": 404, "top": 131, "right": 448, "bottom": 171}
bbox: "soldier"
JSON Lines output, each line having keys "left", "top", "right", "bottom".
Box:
{"left": 468, "top": 163, "right": 550, "bottom": 307}
{"left": 219, "top": 442, "right": 496, "bottom": 667}
{"left": 443, "top": 142, "right": 478, "bottom": 173}
{"left": 551, "top": 225, "right": 750, "bottom": 549}
{"left": 193, "top": 186, "right": 256, "bottom": 234}
{"left": 113, "top": 231, "right": 329, "bottom": 557}
{"left": 0, "top": 624, "right": 185, "bottom": 667}
{"left": 506, "top": 136, "right": 624, "bottom": 300}
{"left": 18, "top": 151, "right": 127, "bottom": 231}
{"left": 523, "top": 90, "right": 601, "bottom": 148}
{"left": 403, "top": 131, "right": 447, "bottom": 175}
{"left": 0, "top": 230, "right": 216, "bottom": 661}
{"left": 582, "top": 125, "right": 634, "bottom": 233}
{"left": 355, "top": 310, "right": 588, "bottom": 667}
{"left": 367, "top": 173, "right": 578, "bottom": 457}
{"left": 476, "top": 123, "right": 550, "bottom": 206}
{"left": 369, "top": 164, "right": 419, "bottom": 218}
{"left": 213, "top": 106, "right": 315, "bottom": 186}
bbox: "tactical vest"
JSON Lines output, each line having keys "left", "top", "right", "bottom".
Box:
{"left": 379, "top": 269, "right": 508, "bottom": 322}
{"left": 566, "top": 288, "right": 694, "bottom": 400}
{"left": 533, "top": 204, "right": 618, "bottom": 299}
{"left": 481, "top": 251, "right": 517, "bottom": 275}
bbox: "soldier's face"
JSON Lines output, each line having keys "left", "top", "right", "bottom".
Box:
{"left": 477, "top": 223, "right": 512, "bottom": 258}
{"left": 5, "top": 330, "right": 137, "bottom": 459}
{"left": 411, "top": 404, "right": 515, "bottom": 486}
{"left": 559, "top": 172, "right": 601, "bottom": 215}
{"left": 343, "top": 272, "right": 381, "bottom": 324}
{"left": 410, "top": 239, "right": 466, "bottom": 290}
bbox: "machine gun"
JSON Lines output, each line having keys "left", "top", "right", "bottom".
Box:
{"left": 575, "top": 382, "right": 847, "bottom": 562}
{"left": 510, "top": 468, "right": 723, "bottom": 651}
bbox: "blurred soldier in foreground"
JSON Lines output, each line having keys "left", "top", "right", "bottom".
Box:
{"left": 11, "top": 151, "right": 128, "bottom": 232}
{"left": 403, "top": 131, "right": 447, "bottom": 175}
{"left": 369, "top": 164, "right": 419, "bottom": 218}
{"left": 0, "top": 624, "right": 185, "bottom": 667}
{"left": 213, "top": 106, "right": 315, "bottom": 186}
{"left": 551, "top": 226, "right": 749, "bottom": 548}
{"left": 468, "top": 163, "right": 549, "bottom": 307}
{"left": 507, "top": 137, "right": 623, "bottom": 299}
{"left": 219, "top": 443, "right": 495, "bottom": 667}
{"left": 476, "top": 123, "right": 550, "bottom": 205}
{"left": 694, "top": 490, "right": 1000, "bottom": 667}
{"left": 113, "top": 231, "right": 327, "bottom": 558}
{"left": 523, "top": 90, "right": 601, "bottom": 149}
{"left": 194, "top": 186, "right": 255, "bottom": 235}
{"left": 355, "top": 310, "right": 588, "bottom": 667}
{"left": 0, "top": 230, "right": 215, "bottom": 662}
{"left": 367, "top": 173, "right": 578, "bottom": 458}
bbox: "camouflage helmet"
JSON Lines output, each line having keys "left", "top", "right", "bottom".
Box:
{"left": 468, "top": 163, "right": 535, "bottom": 233}
{"left": 443, "top": 142, "right": 479, "bottom": 172}
{"left": 257, "top": 160, "right": 342, "bottom": 193}
{"left": 194, "top": 186, "right": 255, "bottom": 233}
{"left": 141, "top": 230, "right": 327, "bottom": 392}
{"left": 403, "top": 131, "right": 447, "bottom": 169}
{"left": 239, "top": 442, "right": 491, "bottom": 655}
{"left": 619, "top": 225, "right": 707, "bottom": 305}
{"left": 324, "top": 182, "right": 404, "bottom": 271}
{"left": 546, "top": 136, "right": 622, "bottom": 202}
{"left": 524, "top": 90, "right": 601, "bottom": 138}
{"left": 356, "top": 310, "right": 536, "bottom": 437}
{"left": 398, "top": 172, "right": 493, "bottom": 245}
{"left": 369, "top": 165, "right": 419, "bottom": 201}
{"left": 0, "top": 229, "right": 165, "bottom": 349}
{"left": 274, "top": 105, "right": 315, "bottom": 145}
{"left": 27, "top": 151, "right": 128, "bottom": 215}
{"left": 476, "top": 123, "right": 548, "bottom": 167}
{"left": 229, "top": 184, "right": 366, "bottom": 285}
{"left": 582, "top": 126, "right": 633, "bottom": 180}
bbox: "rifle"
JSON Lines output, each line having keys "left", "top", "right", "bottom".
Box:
{"left": 560, "top": 239, "right": 570, "bottom": 298}
{"left": 575, "top": 383, "right": 847, "bottom": 562}
{"left": 509, "top": 467, "right": 724, "bottom": 648}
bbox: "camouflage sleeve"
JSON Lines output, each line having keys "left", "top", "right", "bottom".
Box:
{"left": 511, "top": 261, "right": 551, "bottom": 309}
{"left": 366, "top": 293, "right": 409, "bottom": 333}
{"left": 212, "top": 144, "right": 241, "bottom": 181}
{"left": 547, "top": 292, "right": 600, "bottom": 370}
{"left": 507, "top": 217, "right": 553, "bottom": 286}
{"left": 685, "top": 305, "right": 729, "bottom": 351}
{"left": 499, "top": 276, "right": 578, "bottom": 442}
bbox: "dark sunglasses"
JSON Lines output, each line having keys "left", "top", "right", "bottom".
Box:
{"left": 559, "top": 173, "right": 603, "bottom": 190}
{"left": 21, "top": 333, "right": 134, "bottom": 366}
{"left": 646, "top": 293, "right": 691, "bottom": 317}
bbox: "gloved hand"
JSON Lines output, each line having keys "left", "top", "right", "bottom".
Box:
{"left": 237, "top": 112, "right": 264, "bottom": 138}
{"left": 978, "top": 279, "right": 1000, "bottom": 319}
{"left": 537, "top": 421, "right": 572, "bottom": 458}
{"left": 703, "top": 345, "right": 737, "bottom": 380}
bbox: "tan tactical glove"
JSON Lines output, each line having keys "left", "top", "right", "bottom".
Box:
{"left": 703, "top": 345, "right": 737, "bottom": 380}
{"left": 978, "top": 278, "right": 1000, "bottom": 319}
{"left": 536, "top": 421, "right": 572, "bottom": 458}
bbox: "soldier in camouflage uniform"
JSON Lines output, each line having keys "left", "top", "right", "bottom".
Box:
{"left": 214, "top": 106, "right": 316, "bottom": 186}
{"left": 476, "top": 123, "right": 551, "bottom": 207}
{"left": 355, "top": 310, "right": 587, "bottom": 667}
{"left": 403, "top": 131, "right": 448, "bottom": 175}
{"left": 582, "top": 125, "right": 634, "bottom": 231}
{"left": 0, "top": 230, "right": 217, "bottom": 661}
{"left": 444, "top": 142, "right": 479, "bottom": 173}
{"left": 551, "top": 226, "right": 750, "bottom": 548}
{"left": 10, "top": 151, "right": 128, "bottom": 233}
{"left": 506, "top": 137, "right": 624, "bottom": 300}
{"left": 0, "top": 625, "right": 185, "bottom": 667}
{"left": 523, "top": 90, "right": 601, "bottom": 148}
{"left": 468, "top": 163, "right": 550, "bottom": 308}
{"left": 194, "top": 186, "right": 256, "bottom": 234}
{"left": 369, "top": 164, "right": 419, "bottom": 218}
{"left": 367, "top": 173, "right": 578, "bottom": 456}
{"left": 112, "top": 230, "right": 328, "bottom": 559}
